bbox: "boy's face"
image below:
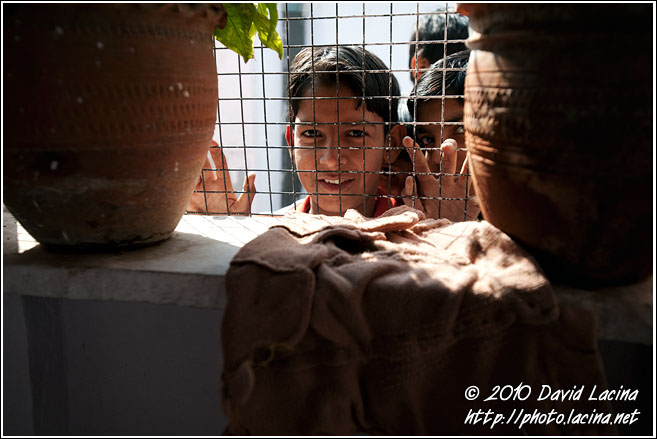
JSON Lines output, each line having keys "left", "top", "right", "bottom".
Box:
{"left": 288, "top": 83, "right": 388, "bottom": 217}
{"left": 415, "top": 98, "right": 466, "bottom": 173}
{"left": 410, "top": 55, "right": 431, "bottom": 81}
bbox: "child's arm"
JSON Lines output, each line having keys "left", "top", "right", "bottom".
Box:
{"left": 186, "top": 140, "right": 256, "bottom": 215}
{"left": 401, "top": 136, "right": 480, "bottom": 221}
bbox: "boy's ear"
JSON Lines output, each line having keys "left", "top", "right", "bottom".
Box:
{"left": 286, "top": 125, "right": 295, "bottom": 162}
{"left": 384, "top": 124, "right": 407, "bottom": 164}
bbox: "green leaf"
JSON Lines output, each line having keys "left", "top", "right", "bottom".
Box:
{"left": 254, "top": 4, "right": 283, "bottom": 59}
{"left": 214, "top": 4, "right": 257, "bottom": 63}
{"left": 214, "top": 3, "right": 283, "bottom": 63}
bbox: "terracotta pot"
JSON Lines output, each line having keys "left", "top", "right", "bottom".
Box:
{"left": 458, "top": 3, "right": 652, "bottom": 285}
{"left": 3, "top": 4, "right": 225, "bottom": 251}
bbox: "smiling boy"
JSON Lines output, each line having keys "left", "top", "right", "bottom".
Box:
{"left": 284, "top": 46, "right": 406, "bottom": 217}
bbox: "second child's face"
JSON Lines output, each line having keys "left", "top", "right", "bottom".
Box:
{"left": 416, "top": 98, "right": 466, "bottom": 173}
{"left": 290, "top": 83, "right": 387, "bottom": 217}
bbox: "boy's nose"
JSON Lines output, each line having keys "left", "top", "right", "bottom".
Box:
{"left": 317, "top": 146, "right": 347, "bottom": 168}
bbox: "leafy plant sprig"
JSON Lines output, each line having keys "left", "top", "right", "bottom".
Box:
{"left": 214, "top": 3, "right": 284, "bottom": 63}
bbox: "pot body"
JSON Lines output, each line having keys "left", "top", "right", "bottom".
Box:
{"left": 3, "top": 4, "right": 222, "bottom": 250}
{"left": 460, "top": 4, "right": 652, "bottom": 285}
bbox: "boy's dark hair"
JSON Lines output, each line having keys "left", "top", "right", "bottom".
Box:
{"left": 287, "top": 46, "right": 400, "bottom": 133}
{"left": 406, "top": 50, "right": 469, "bottom": 142}
{"left": 407, "top": 49, "right": 470, "bottom": 117}
{"left": 409, "top": 8, "right": 469, "bottom": 81}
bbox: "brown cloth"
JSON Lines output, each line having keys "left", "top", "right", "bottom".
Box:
{"left": 222, "top": 206, "right": 615, "bottom": 435}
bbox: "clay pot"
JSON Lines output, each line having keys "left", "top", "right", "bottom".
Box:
{"left": 3, "top": 4, "right": 225, "bottom": 250}
{"left": 458, "top": 3, "right": 652, "bottom": 285}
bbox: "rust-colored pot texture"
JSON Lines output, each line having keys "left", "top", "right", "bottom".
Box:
{"left": 459, "top": 3, "right": 652, "bottom": 285}
{"left": 3, "top": 4, "right": 225, "bottom": 251}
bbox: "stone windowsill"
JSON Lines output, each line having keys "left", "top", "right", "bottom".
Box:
{"left": 2, "top": 207, "right": 653, "bottom": 345}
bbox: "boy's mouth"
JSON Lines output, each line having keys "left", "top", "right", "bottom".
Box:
{"left": 323, "top": 178, "right": 348, "bottom": 185}
{"left": 316, "top": 175, "right": 356, "bottom": 192}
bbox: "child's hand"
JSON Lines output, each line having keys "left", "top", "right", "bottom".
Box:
{"left": 401, "top": 136, "right": 480, "bottom": 221}
{"left": 187, "top": 140, "right": 256, "bottom": 215}
{"left": 434, "top": 139, "right": 480, "bottom": 221}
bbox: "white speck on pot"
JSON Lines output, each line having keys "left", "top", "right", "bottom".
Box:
{"left": 177, "top": 82, "right": 183, "bottom": 90}
{"left": 32, "top": 200, "right": 41, "bottom": 213}
{"left": 182, "top": 90, "right": 190, "bottom": 98}
{"left": 129, "top": 46, "right": 135, "bottom": 53}
{"left": 50, "top": 161, "right": 59, "bottom": 170}
{"left": 96, "top": 41, "right": 104, "bottom": 49}
{"left": 77, "top": 96, "right": 84, "bottom": 104}
{"left": 55, "top": 26, "right": 64, "bottom": 35}
{"left": 62, "top": 231, "right": 71, "bottom": 243}
{"left": 174, "top": 161, "right": 179, "bottom": 172}
{"left": 169, "top": 85, "right": 174, "bottom": 91}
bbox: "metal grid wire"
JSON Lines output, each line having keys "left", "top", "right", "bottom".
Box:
{"left": 187, "top": 3, "right": 476, "bottom": 221}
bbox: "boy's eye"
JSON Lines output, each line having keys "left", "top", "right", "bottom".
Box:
{"left": 301, "top": 130, "right": 320, "bottom": 138}
{"left": 346, "top": 129, "right": 367, "bottom": 138}
{"left": 455, "top": 125, "right": 465, "bottom": 135}
{"left": 417, "top": 136, "right": 435, "bottom": 147}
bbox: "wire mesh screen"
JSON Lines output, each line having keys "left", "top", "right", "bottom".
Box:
{"left": 187, "top": 3, "right": 477, "bottom": 222}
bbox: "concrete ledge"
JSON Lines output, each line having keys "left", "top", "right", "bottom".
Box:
{"left": 3, "top": 212, "right": 283, "bottom": 309}
{"left": 3, "top": 209, "right": 653, "bottom": 344}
